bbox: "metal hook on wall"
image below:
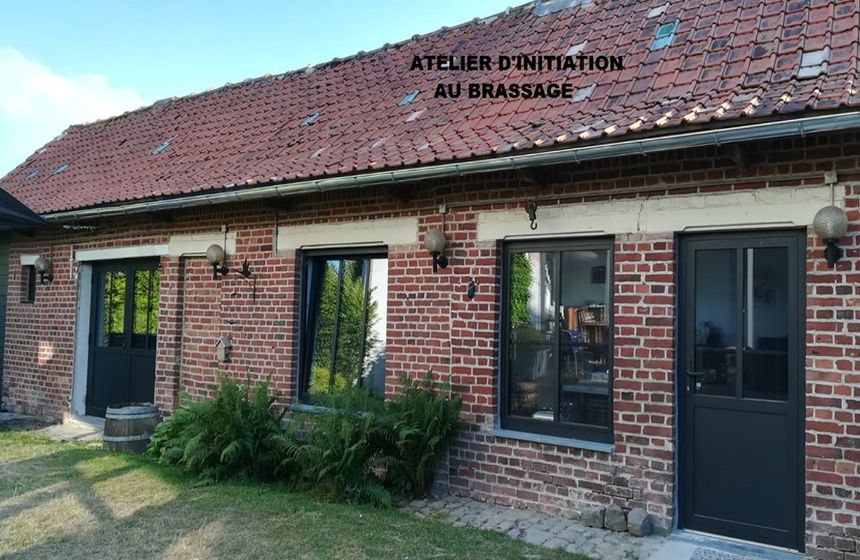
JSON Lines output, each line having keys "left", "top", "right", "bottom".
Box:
{"left": 525, "top": 200, "right": 538, "bottom": 230}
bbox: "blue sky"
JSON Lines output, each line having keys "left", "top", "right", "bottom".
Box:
{"left": 0, "top": 0, "right": 515, "bottom": 176}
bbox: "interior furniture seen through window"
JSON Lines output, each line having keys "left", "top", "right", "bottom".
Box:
{"left": 501, "top": 239, "right": 613, "bottom": 443}
{"left": 300, "top": 250, "right": 388, "bottom": 402}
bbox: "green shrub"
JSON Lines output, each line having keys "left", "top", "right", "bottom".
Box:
{"left": 148, "top": 376, "right": 288, "bottom": 484}
{"left": 284, "top": 389, "right": 392, "bottom": 507}
{"left": 148, "top": 372, "right": 464, "bottom": 506}
{"left": 379, "top": 374, "right": 465, "bottom": 498}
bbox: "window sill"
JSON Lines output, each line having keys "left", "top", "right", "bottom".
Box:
{"left": 492, "top": 427, "right": 614, "bottom": 454}
{"left": 290, "top": 402, "right": 329, "bottom": 414}
{"left": 290, "top": 401, "right": 375, "bottom": 418}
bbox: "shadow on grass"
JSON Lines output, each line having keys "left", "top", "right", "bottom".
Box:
{"left": 0, "top": 431, "right": 584, "bottom": 560}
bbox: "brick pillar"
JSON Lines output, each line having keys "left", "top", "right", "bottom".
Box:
{"left": 154, "top": 256, "right": 184, "bottom": 413}
{"left": 804, "top": 184, "right": 860, "bottom": 558}
{"left": 612, "top": 233, "right": 676, "bottom": 532}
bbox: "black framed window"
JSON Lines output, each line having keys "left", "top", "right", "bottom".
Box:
{"left": 299, "top": 249, "right": 388, "bottom": 402}
{"left": 500, "top": 238, "right": 613, "bottom": 443}
{"left": 20, "top": 265, "right": 36, "bottom": 303}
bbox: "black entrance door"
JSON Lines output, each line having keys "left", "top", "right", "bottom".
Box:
{"left": 87, "top": 259, "right": 160, "bottom": 417}
{"left": 680, "top": 231, "right": 804, "bottom": 550}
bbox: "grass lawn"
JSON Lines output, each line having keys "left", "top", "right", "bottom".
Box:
{"left": 0, "top": 430, "right": 586, "bottom": 560}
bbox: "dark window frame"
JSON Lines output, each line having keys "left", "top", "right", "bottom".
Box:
{"left": 20, "top": 265, "right": 36, "bottom": 303}
{"left": 297, "top": 246, "right": 388, "bottom": 402}
{"left": 499, "top": 237, "right": 614, "bottom": 443}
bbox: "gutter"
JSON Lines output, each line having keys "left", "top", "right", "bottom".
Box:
{"left": 43, "top": 111, "right": 860, "bottom": 222}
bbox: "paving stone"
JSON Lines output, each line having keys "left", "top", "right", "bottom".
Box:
{"left": 522, "top": 527, "right": 552, "bottom": 546}
{"left": 627, "top": 507, "right": 653, "bottom": 537}
{"left": 401, "top": 495, "right": 665, "bottom": 560}
{"left": 582, "top": 505, "right": 606, "bottom": 528}
{"left": 604, "top": 504, "right": 627, "bottom": 532}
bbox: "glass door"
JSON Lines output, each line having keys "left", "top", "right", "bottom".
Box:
{"left": 680, "top": 231, "right": 803, "bottom": 550}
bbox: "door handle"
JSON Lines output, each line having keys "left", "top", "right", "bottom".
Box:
{"left": 686, "top": 370, "right": 705, "bottom": 393}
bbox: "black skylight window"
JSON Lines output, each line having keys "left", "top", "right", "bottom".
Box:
{"left": 52, "top": 164, "right": 69, "bottom": 175}
{"left": 651, "top": 20, "right": 678, "bottom": 50}
{"left": 398, "top": 90, "right": 420, "bottom": 106}
{"left": 25, "top": 170, "right": 40, "bottom": 180}
{"left": 301, "top": 112, "right": 320, "bottom": 127}
{"left": 152, "top": 140, "right": 171, "bottom": 155}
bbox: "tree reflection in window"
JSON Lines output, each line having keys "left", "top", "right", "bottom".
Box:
{"left": 132, "top": 269, "right": 159, "bottom": 349}
{"left": 100, "top": 271, "right": 126, "bottom": 347}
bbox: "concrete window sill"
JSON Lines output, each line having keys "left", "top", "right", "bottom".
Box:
{"left": 491, "top": 427, "right": 614, "bottom": 454}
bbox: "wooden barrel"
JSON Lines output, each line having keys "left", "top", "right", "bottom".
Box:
{"left": 103, "top": 404, "right": 160, "bottom": 454}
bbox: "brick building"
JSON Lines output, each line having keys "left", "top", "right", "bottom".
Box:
{"left": 0, "top": 0, "right": 858, "bottom": 557}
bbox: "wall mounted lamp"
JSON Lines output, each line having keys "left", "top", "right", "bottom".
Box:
{"left": 206, "top": 244, "right": 230, "bottom": 279}
{"left": 33, "top": 255, "right": 53, "bottom": 284}
{"left": 423, "top": 229, "right": 449, "bottom": 273}
{"left": 205, "top": 243, "right": 256, "bottom": 299}
{"left": 812, "top": 205, "right": 848, "bottom": 269}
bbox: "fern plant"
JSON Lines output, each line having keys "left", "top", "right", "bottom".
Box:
{"left": 285, "top": 388, "right": 393, "bottom": 508}
{"left": 147, "top": 375, "right": 289, "bottom": 484}
{"left": 379, "top": 374, "right": 465, "bottom": 498}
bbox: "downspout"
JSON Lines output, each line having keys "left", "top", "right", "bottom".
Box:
{"left": 41, "top": 111, "right": 860, "bottom": 222}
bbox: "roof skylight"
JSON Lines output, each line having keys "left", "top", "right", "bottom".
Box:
{"left": 798, "top": 48, "right": 829, "bottom": 80}
{"left": 572, "top": 83, "right": 596, "bottom": 102}
{"left": 52, "top": 164, "right": 69, "bottom": 175}
{"left": 406, "top": 109, "right": 426, "bottom": 122}
{"left": 301, "top": 112, "right": 320, "bottom": 126}
{"left": 534, "top": 0, "right": 592, "bottom": 16}
{"left": 647, "top": 3, "right": 668, "bottom": 18}
{"left": 25, "top": 170, "right": 40, "bottom": 180}
{"left": 399, "top": 90, "right": 420, "bottom": 106}
{"left": 152, "top": 140, "right": 172, "bottom": 155}
{"left": 566, "top": 41, "right": 587, "bottom": 57}
{"left": 651, "top": 19, "right": 678, "bottom": 50}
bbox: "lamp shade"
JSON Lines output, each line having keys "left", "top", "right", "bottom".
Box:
{"left": 206, "top": 244, "right": 226, "bottom": 265}
{"left": 33, "top": 255, "right": 52, "bottom": 273}
{"left": 812, "top": 206, "right": 848, "bottom": 240}
{"left": 423, "top": 229, "right": 447, "bottom": 254}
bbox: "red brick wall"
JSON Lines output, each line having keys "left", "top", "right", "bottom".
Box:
{"left": 805, "top": 184, "right": 860, "bottom": 560}
{"left": 2, "top": 131, "right": 859, "bottom": 556}
{"left": 443, "top": 233, "right": 675, "bottom": 530}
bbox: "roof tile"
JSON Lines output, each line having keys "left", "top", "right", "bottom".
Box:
{"left": 2, "top": 0, "right": 858, "bottom": 214}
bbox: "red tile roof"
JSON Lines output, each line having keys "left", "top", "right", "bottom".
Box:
{"left": 2, "top": 0, "right": 858, "bottom": 215}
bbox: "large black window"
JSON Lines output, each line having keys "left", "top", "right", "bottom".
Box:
{"left": 299, "top": 250, "right": 388, "bottom": 402}
{"left": 500, "top": 239, "right": 613, "bottom": 443}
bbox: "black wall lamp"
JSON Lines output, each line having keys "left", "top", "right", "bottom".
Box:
{"left": 812, "top": 205, "right": 848, "bottom": 269}
{"left": 423, "top": 229, "right": 449, "bottom": 273}
{"left": 206, "top": 243, "right": 256, "bottom": 300}
{"left": 34, "top": 255, "right": 53, "bottom": 284}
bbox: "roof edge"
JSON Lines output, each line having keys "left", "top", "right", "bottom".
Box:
{"left": 42, "top": 110, "right": 860, "bottom": 223}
